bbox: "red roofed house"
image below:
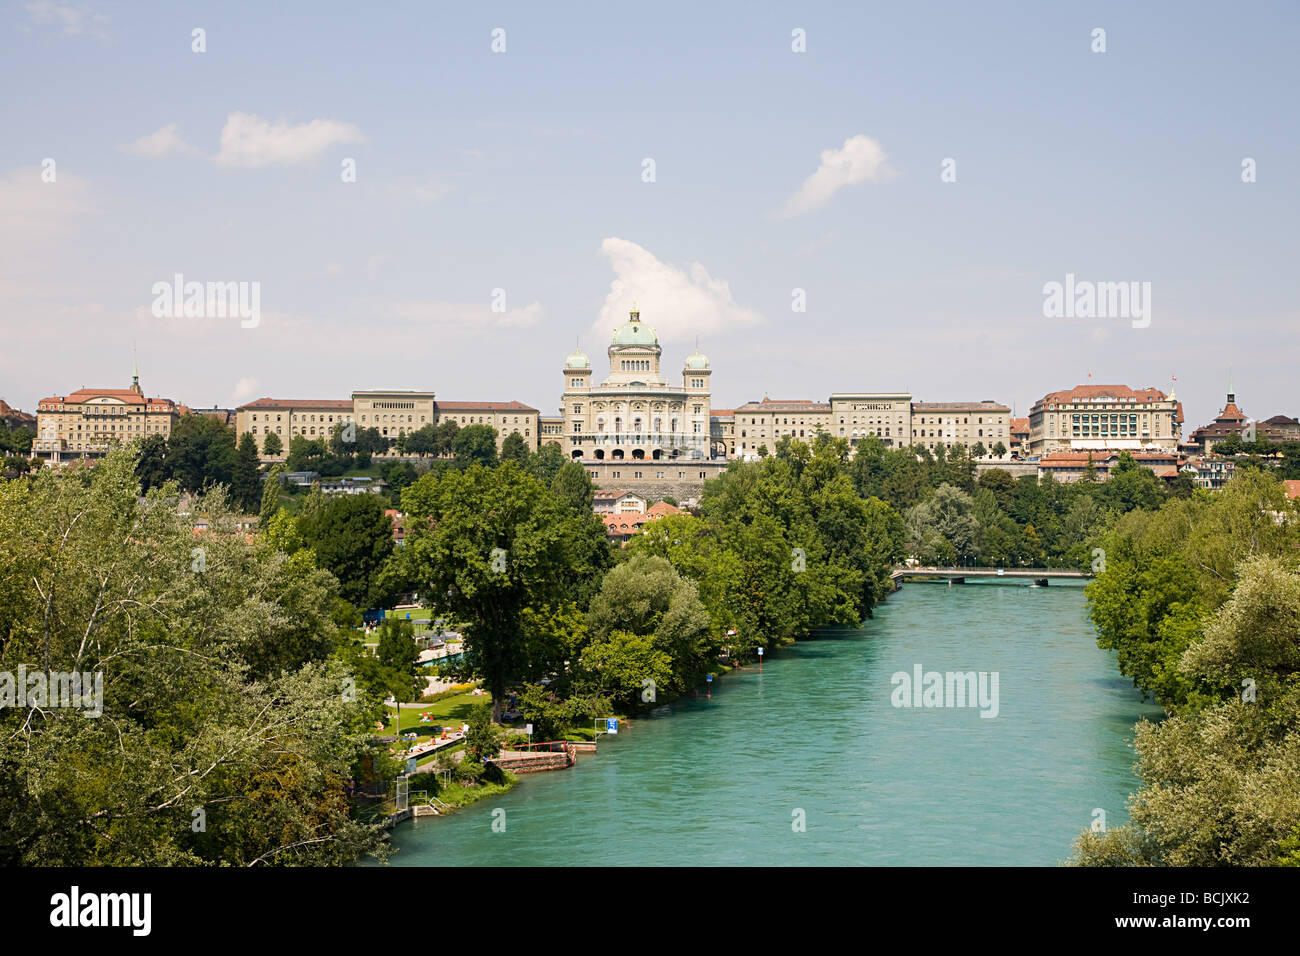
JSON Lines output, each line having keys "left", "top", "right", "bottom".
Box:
{"left": 1187, "top": 391, "right": 1300, "bottom": 453}
{"left": 602, "top": 499, "right": 682, "bottom": 545}
{"left": 1037, "top": 450, "right": 1182, "bottom": 483}
{"left": 593, "top": 489, "right": 647, "bottom": 514}
{"left": 645, "top": 500, "right": 681, "bottom": 519}
{"left": 1009, "top": 418, "right": 1030, "bottom": 457}
{"left": 601, "top": 511, "right": 647, "bottom": 545}
{"left": 0, "top": 398, "right": 36, "bottom": 430}
{"left": 32, "top": 367, "right": 181, "bottom": 465}
{"left": 1028, "top": 384, "right": 1183, "bottom": 456}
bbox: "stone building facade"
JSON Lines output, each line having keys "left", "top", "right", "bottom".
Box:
{"left": 560, "top": 307, "right": 712, "bottom": 463}
{"left": 32, "top": 370, "right": 181, "bottom": 464}
{"left": 1028, "top": 385, "right": 1183, "bottom": 455}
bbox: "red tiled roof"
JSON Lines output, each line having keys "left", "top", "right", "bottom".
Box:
{"left": 1035, "top": 385, "right": 1171, "bottom": 406}
{"left": 1283, "top": 480, "right": 1300, "bottom": 500}
{"left": 645, "top": 501, "right": 681, "bottom": 518}
{"left": 39, "top": 389, "right": 179, "bottom": 411}
{"left": 1010, "top": 417, "right": 1030, "bottom": 433}
{"left": 593, "top": 488, "right": 630, "bottom": 500}
{"left": 435, "top": 401, "right": 538, "bottom": 412}
{"left": 912, "top": 401, "right": 1010, "bottom": 412}
{"left": 710, "top": 409, "right": 736, "bottom": 418}
{"left": 238, "top": 397, "right": 352, "bottom": 410}
{"left": 736, "top": 398, "right": 831, "bottom": 412}
{"left": 601, "top": 512, "right": 647, "bottom": 533}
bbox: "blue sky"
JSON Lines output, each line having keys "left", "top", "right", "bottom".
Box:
{"left": 2, "top": 0, "right": 1296, "bottom": 430}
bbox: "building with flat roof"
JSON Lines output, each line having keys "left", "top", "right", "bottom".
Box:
{"left": 733, "top": 398, "right": 832, "bottom": 457}
{"left": 236, "top": 390, "right": 538, "bottom": 460}
{"left": 911, "top": 400, "right": 1010, "bottom": 457}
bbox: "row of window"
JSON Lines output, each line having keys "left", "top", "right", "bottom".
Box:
{"left": 597, "top": 470, "right": 710, "bottom": 479}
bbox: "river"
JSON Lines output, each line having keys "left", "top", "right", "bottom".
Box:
{"left": 372, "top": 580, "right": 1163, "bottom": 866}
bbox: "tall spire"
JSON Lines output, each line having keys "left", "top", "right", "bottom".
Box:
{"left": 130, "top": 346, "right": 142, "bottom": 395}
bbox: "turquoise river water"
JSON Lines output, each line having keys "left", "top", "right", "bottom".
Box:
{"left": 371, "top": 580, "right": 1162, "bottom": 866}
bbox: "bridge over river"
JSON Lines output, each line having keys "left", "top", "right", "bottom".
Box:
{"left": 891, "top": 566, "right": 1092, "bottom": 586}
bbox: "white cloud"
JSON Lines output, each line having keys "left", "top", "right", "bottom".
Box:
{"left": 229, "top": 377, "right": 260, "bottom": 405}
{"left": 777, "top": 134, "right": 898, "bottom": 219}
{"left": 25, "top": 1, "right": 106, "bottom": 36}
{"left": 215, "top": 112, "right": 364, "bottom": 167}
{"left": 592, "top": 237, "right": 761, "bottom": 343}
{"left": 119, "top": 123, "right": 199, "bottom": 158}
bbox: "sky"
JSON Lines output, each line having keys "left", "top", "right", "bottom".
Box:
{"left": 1, "top": 0, "right": 1297, "bottom": 429}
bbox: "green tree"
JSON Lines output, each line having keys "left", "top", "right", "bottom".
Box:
{"left": 584, "top": 554, "right": 713, "bottom": 699}
{"left": 262, "top": 430, "right": 282, "bottom": 457}
{"left": 1074, "top": 555, "right": 1300, "bottom": 866}
{"left": 260, "top": 463, "right": 285, "bottom": 529}
{"left": 578, "top": 629, "right": 674, "bottom": 710}
{"left": 168, "top": 413, "right": 237, "bottom": 492}
{"left": 375, "top": 617, "right": 421, "bottom": 699}
{"left": 550, "top": 461, "right": 595, "bottom": 514}
{"left": 231, "top": 432, "right": 262, "bottom": 513}
{"left": 526, "top": 443, "right": 567, "bottom": 484}
{"left": 500, "top": 431, "right": 529, "bottom": 462}
{"left": 134, "top": 433, "right": 169, "bottom": 493}
{"left": 0, "top": 448, "right": 385, "bottom": 866}
{"left": 298, "top": 494, "right": 397, "bottom": 609}
{"left": 396, "top": 463, "right": 610, "bottom": 717}
{"left": 905, "top": 483, "right": 979, "bottom": 564}
{"left": 401, "top": 424, "right": 439, "bottom": 457}
{"left": 452, "top": 424, "right": 499, "bottom": 466}
{"left": 464, "top": 702, "right": 502, "bottom": 762}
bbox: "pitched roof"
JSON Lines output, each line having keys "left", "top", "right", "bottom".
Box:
{"left": 912, "top": 401, "right": 1010, "bottom": 412}
{"left": 735, "top": 398, "right": 831, "bottom": 412}
{"left": 1035, "top": 385, "right": 1172, "bottom": 406}
{"left": 435, "top": 401, "right": 538, "bottom": 412}
{"left": 601, "top": 512, "right": 647, "bottom": 533}
{"left": 1283, "top": 480, "right": 1300, "bottom": 500}
{"left": 238, "top": 397, "right": 352, "bottom": 410}
{"left": 645, "top": 501, "right": 681, "bottom": 518}
{"left": 39, "top": 388, "right": 178, "bottom": 410}
{"left": 1038, "top": 450, "right": 1179, "bottom": 465}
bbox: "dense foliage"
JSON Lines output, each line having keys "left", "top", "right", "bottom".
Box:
{"left": 1073, "top": 468, "right": 1300, "bottom": 865}
{"left": 0, "top": 449, "right": 390, "bottom": 865}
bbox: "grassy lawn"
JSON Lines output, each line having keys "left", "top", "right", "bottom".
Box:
{"left": 384, "top": 607, "right": 432, "bottom": 623}
{"left": 382, "top": 690, "right": 488, "bottom": 735}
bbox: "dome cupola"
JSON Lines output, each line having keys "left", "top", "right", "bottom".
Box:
{"left": 611, "top": 305, "right": 660, "bottom": 347}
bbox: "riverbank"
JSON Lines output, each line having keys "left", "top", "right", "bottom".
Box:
{"left": 370, "top": 580, "right": 1158, "bottom": 865}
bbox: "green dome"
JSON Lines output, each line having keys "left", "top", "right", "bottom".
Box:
{"left": 685, "top": 350, "right": 709, "bottom": 369}
{"left": 564, "top": 349, "right": 590, "bottom": 369}
{"left": 612, "top": 309, "right": 659, "bottom": 347}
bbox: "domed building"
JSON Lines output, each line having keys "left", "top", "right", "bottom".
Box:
{"left": 560, "top": 307, "right": 713, "bottom": 463}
